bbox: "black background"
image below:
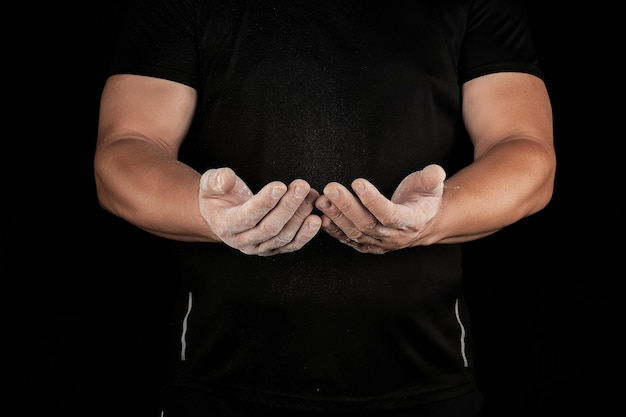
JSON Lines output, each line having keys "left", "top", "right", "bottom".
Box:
{"left": 2, "top": 1, "right": 622, "bottom": 416}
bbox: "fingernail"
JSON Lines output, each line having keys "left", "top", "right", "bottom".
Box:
{"left": 214, "top": 170, "right": 224, "bottom": 189}
{"left": 294, "top": 185, "right": 306, "bottom": 198}
{"left": 353, "top": 181, "right": 365, "bottom": 194}
{"left": 320, "top": 199, "right": 332, "bottom": 209}
{"left": 326, "top": 187, "right": 339, "bottom": 198}
{"left": 272, "top": 186, "right": 285, "bottom": 198}
{"left": 309, "top": 217, "right": 321, "bottom": 229}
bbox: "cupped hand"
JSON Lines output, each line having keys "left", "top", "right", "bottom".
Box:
{"left": 315, "top": 164, "right": 446, "bottom": 254}
{"left": 199, "top": 168, "right": 322, "bottom": 256}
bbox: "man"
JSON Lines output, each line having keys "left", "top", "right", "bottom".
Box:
{"left": 94, "top": 0, "right": 556, "bottom": 415}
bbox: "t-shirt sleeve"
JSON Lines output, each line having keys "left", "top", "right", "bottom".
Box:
{"left": 108, "top": 0, "right": 543, "bottom": 88}
{"left": 107, "top": 0, "right": 199, "bottom": 88}
{"left": 458, "top": 0, "right": 543, "bottom": 83}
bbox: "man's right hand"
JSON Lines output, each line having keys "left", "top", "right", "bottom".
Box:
{"left": 199, "top": 168, "right": 322, "bottom": 256}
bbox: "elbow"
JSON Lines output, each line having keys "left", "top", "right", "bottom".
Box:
{"left": 93, "top": 153, "right": 125, "bottom": 218}
{"left": 526, "top": 152, "right": 557, "bottom": 216}
{"left": 94, "top": 174, "right": 119, "bottom": 217}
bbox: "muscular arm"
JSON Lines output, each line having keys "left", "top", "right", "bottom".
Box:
{"left": 316, "top": 72, "right": 556, "bottom": 252}
{"left": 94, "top": 74, "right": 212, "bottom": 241}
{"left": 95, "top": 74, "right": 321, "bottom": 254}
{"left": 436, "top": 71, "right": 556, "bottom": 243}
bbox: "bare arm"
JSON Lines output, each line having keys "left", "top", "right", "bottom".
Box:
{"left": 94, "top": 74, "right": 209, "bottom": 241}
{"left": 94, "top": 74, "right": 321, "bottom": 253}
{"left": 437, "top": 71, "right": 556, "bottom": 242}
{"left": 316, "top": 72, "right": 556, "bottom": 252}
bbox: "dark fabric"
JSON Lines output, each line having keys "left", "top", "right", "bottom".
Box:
{"left": 160, "top": 386, "right": 484, "bottom": 417}
{"left": 109, "top": 0, "right": 541, "bottom": 412}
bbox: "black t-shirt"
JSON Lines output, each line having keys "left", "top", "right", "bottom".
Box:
{"left": 109, "top": 0, "right": 542, "bottom": 412}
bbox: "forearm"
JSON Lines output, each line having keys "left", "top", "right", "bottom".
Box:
{"left": 94, "top": 138, "right": 220, "bottom": 242}
{"left": 428, "top": 138, "right": 556, "bottom": 244}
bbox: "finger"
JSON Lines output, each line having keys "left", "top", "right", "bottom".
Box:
{"left": 321, "top": 183, "right": 384, "bottom": 240}
{"left": 257, "top": 188, "right": 319, "bottom": 249}
{"left": 237, "top": 179, "right": 310, "bottom": 244}
{"left": 279, "top": 188, "right": 321, "bottom": 243}
{"left": 350, "top": 179, "right": 401, "bottom": 231}
{"left": 392, "top": 164, "right": 446, "bottom": 201}
{"left": 200, "top": 168, "right": 253, "bottom": 204}
{"left": 317, "top": 198, "right": 384, "bottom": 248}
{"left": 258, "top": 213, "right": 322, "bottom": 256}
{"left": 284, "top": 202, "right": 323, "bottom": 250}
{"left": 421, "top": 164, "right": 447, "bottom": 193}
{"left": 235, "top": 181, "right": 288, "bottom": 231}
{"left": 260, "top": 179, "right": 311, "bottom": 235}
{"left": 200, "top": 168, "right": 236, "bottom": 195}
{"left": 319, "top": 213, "right": 344, "bottom": 240}
{"left": 318, "top": 212, "right": 390, "bottom": 255}
{"left": 316, "top": 185, "right": 360, "bottom": 238}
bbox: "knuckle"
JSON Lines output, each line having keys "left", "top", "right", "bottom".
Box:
{"left": 274, "top": 234, "right": 293, "bottom": 246}
{"left": 262, "top": 220, "right": 283, "bottom": 236}
{"left": 240, "top": 246, "right": 257, "bottom": 255}
{"left": 346, "top": 230, "right": 364, "bottom": 241}
{"left": 362, "top": 217, "right": 379, "bottom": 232}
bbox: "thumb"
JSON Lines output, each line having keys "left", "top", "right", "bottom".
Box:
{"left": 392, "top": 164, "right": 446, "bottom": 201}
{"left": 421, "top": 164, "right": 446, "bottom": 193}
{"left": 199, "top": 167, "right": 237, "bottom": 196}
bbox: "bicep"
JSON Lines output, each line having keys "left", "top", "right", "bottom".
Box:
{"left": 97, "top": 74, "right": 197, "bottom": 156}
{"left": 461, "top": 72, "right": 553, "bottom": 159}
